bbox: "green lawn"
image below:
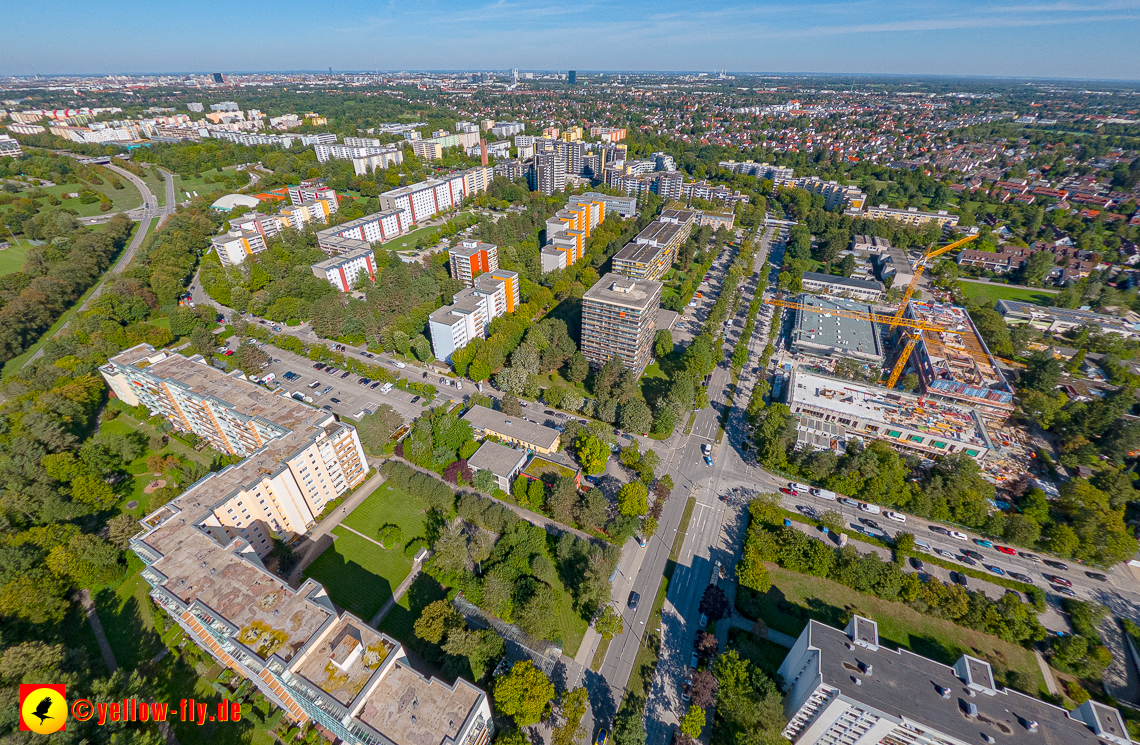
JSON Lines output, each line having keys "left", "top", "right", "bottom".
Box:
{"left": 387, "top": 223, "right": 441, "bottom": 250}
{"left": 741, "top": 565, "right": 1046, "bottom": 695}
{"left": 15, "top": 179, "right": 145, "bottom": 217}
{"left": 0, "top": 241, "right": 33, "bottom": 276}
{"left": 172, "top": 168, "right": 251, "bottom": 203}
{"left": 958, "top": 280, "right": 1057, "bottom": 307}
{"left": 304, "top": 483, "right": 433, "bottom": 619}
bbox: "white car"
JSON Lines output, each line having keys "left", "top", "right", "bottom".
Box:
{"left": 393, "top": 361, "right": 406, "bottom": 369}
{"left": 885, "top": 511, "right": 907, "bottom": 523}
{"left": 949, "top": 530, "right": 969, "bottom": 541}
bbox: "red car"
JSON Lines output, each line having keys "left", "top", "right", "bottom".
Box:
{"left": 223, "top": 349, "right": 234, "bottom": 356}
{"left": 1044, "top": 574, "right": 1073, "bottom": 588}
{"left": 995, "top": 545, "right": 1017, "bottom": 556}
{"left": 779, "top": 487, "right": 798, "bottom": 496}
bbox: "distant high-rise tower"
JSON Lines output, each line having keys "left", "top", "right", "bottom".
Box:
{"left": 212, "top": 73, "right": 224, "bottom": 84}
{"left": 512, "top": 68, "right": 519, "bottom": 85}
{"left": 568, "top": 70, "right": 577, "bottom": 86}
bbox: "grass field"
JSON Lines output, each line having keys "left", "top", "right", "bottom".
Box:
{"left": 0, "top": 241, "right": 33, "bottom": 276}
{"left": 743, "top": 564, "right": 1047, "bottom": 695}
{"left": 386, "top": 223, "right": 441, "bottom": 251}
{"left": 172, "top": 168, "right": 250, "bottom": 203}
{"left": 12, "top": 178, "right": 145, "bottom": 217}
{"left": 303, "top": 483, "right": 432, "bottom": 619}
{"left": 958, "top": 280, "right": 1057, "bottom": 306}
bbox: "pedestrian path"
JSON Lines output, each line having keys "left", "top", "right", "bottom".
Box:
{"left": 369, "top": 553, "right": 429, "bottom": 627}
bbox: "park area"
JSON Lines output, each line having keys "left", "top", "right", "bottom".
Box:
{"left": 302, "top": 481, "right": 433, "bottom": 620}
{"left": 958, "top": 279, "right": 1057, "bottom": 307}
{"left": 738, "top": 564, "right": 1047, "bottom": 695}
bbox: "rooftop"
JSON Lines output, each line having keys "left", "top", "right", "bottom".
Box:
{"left": 291, "top": 617, "right": 395, "bottom": 705}
{"left": 449, "top": 240, "right": 497, "bottom": 258}
{"left": 632, "top": 219, "right": 684, "bottom": 248}
{"left": 355, "top": 661, "right": 484, "bottom": 745}
{"left": 801, "top": 271, "right": 884, "bottom": 293}
{"left": 462, "top": 405, "right": 561, "bottom": 451}
{"left": 313, "top": 247, "right": 374, "bottom": 270}
{"left": 582, "top": 273, "right": 662, "bottom": 311}
{"left": 905, "top": 301, "right": 1015, "bottom": 409}
{"left": 522, "top": 453, "right": 580, "bottom": 482}
{"left": 790, "top": 371, "right": 989, "bottom": 448}
{"left": 805, "top": 618, "right": 1118, "bottom": 745}
{"left": 467, "top": 440, "right": 528, "bottom": 477}
{"left": 613, "top": 239, "right": 670, "bottom": 266}
{"left": 791, "top": 296, "right": 882, "bottom": 359}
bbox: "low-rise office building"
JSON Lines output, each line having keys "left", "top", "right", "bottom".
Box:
{"left": 312, "top": 247, "right": 377, "bottom": 292}
{"left": 790, "top": 296, "right": 884, "bottom": 364}
{"left": 780, "top": 615, "right": 1127, "bottom": 745}
{"left": 462, "top": 405, "right": 561, "bottom": 455}
{"left": 581, "top": 273, "right": 662, "bottom": 375}
{"left": 996, "top": 299, "right": 1140, "bottom": 339}
{"left": 799, "top": 272, "right": 885, "bottom": 303}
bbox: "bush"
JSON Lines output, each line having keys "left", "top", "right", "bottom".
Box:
{"left": 404, "top": 537, "right": 428, "bottom": 559}
{"left": 377, "top": 524, "right": 404, "bottom": 549}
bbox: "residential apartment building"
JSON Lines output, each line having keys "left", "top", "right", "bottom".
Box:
{"left": 581, "top": 273, "right": 662, "bottom": 374}
{"left": 288, "top": 181, "right": 338, "bottom": 210}
{"left": 996, "top": 299, "right": 1140, "bottom": 339}
{"left": 428, "top": 270, "right": 519, "bottom": 362}
{"left": 582, "top": 191, "right": 637, "bottom": 218}
{"left": 315, "top": 210, "right": 406, "bottom": 252}
{"left": 696, "top": 211, "right": 734, "bottom": 230}
{"left": 541, "top": 195, "right": 608, "bottom": 273}
{"left": 102, "top": 346, "right": 493, "bottom": 745}
{"left": 311, "top": 247, "right": 377, "bottom": 292}
{"left": 378, "top": 167, "right": 491, "bottom": 226}
{"left": 589, "top": 127, "right": 627, "bottom": 142}
{"left": 774, "top": 176, "right": 867, "bottom": 210}
{"left": 212, "top": 226, "right": 270, "bottom": 267}
{"left": 0, "top": 134, "right": 23, "bottom": 157}
{"left": 449, "top": 241, "right": 499, "bottom": 286}
{"left": 799, "top": 272, "right": 885, "bottom": 303}
{"left": 490, "top": 122, "right": 525, "bottom": 138}
{"left": 612, "top": 210, "right": 695, "bottom": 282}
{"left": 779, "top": 615, "right": 1127, "bottom": 745}
{"left": 462, "top": 405, "right": 561, "bottom": 455}
{"left": 278, "top": 198, "right": 336, "bottom": 230}
{"left": 314, "top": 143, "right": 402, "bottom": 169}
{"left": 718, "top": 160, "right": 795, "bottom": 181}
{"left": 862, "top": 205, "right": 960, "bottom": 228}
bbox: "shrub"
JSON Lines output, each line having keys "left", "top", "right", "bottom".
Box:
{"left": 377, "top": 524, "right": 404, "bottom": 549}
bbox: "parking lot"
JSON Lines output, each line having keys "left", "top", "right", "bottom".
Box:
{"left": 224, "top": 339, "right": 453, "bottom": 425}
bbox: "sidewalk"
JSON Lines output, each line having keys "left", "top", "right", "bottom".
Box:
{"left": 287, "top": 469, "right": 387, "bottom": 585}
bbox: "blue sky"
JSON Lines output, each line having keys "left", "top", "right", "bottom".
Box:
{"left": 2, "top": 0, "right": 1139, "bottom": 80}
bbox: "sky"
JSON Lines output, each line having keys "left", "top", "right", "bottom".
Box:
{"left": 2, "top": 0, "right": 1140, "bottom": 80}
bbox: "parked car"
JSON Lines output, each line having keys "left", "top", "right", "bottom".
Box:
{"left": 995, "top": 545, "right": 1017, "bottom": 556}
{"left": 1043, "top": 574, "right": 1072, "bottom": 587}
{"left": 341, "top": 371, "right": 351, "bottom": 379}
{"left": 680, "top": 681, "right": 691, "bottom": 702}
{"left": 983, "top": 564, "right": 1005, "bottom": 576}
{"left": 951, "top": 572, "right": 968, "bottom": 587}
{"left": 973, "top": 539, "right": 993, "bottom": 548}
{"left": 690, "top": 652, "right": 699, "bottom": 669}
{"left": 698, "top": 614, "right": 708, "bottom": 629}
{"left": 885, "top": 511, "right": 907, "bottom": 523}
{"left": 321, "top": 385, "right": 333, "bottom": 394}
{"left": 1043, "top": 560, "right": 1070, "bottom": 571}
{"left": 223, "top": 349, "right": 234, "bottom": 356}
{"left": 313, "top": 362, "right": 325, "bottom": 370}
{"left": 1009, "top": 572, "right": 1034, "bottom": 583}
{"left": 963, "top": 549, "right": 984, "bottom": 560}
{"left": 957, "top": 555, "right": 978, "bottom": 566}
{"left": 910, "top": 558, "right": 925, "bottom": 571}
{"left": 330, "top": 398, "right": 341, "bottom": 404}
{"left": 838, "top": 498, "right": 860, "bottom": 508}
{"left": 1057, "top": 587, "right": 1077, "bottom": 597}
{"left": 370, "top": 381, "right": 381, "bottom": 389}
{"left": 1085, "top": 572, "right": 1109, "bottom": 581}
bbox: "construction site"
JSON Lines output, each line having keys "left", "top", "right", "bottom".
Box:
{"left": 787, "top": 369, "right": 994, "bottom": 463}
{"left": 789, "top": 295, "right": 884, "bottom": 365}
{"left": 902, "top": 301, "right": 1016, "bottom": 423}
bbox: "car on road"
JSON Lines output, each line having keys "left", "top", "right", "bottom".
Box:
{"left": 910, "top": 558, "right": 925, "bottom": 571}
{"left": 780, "top": 487, "right": 798, "bottom": 496}
{"left": 1057, "top": 586, "right": 1078, "bottom": 597}
{"left": 1043, "top": 574, "right": 1072, "bottom": 587}
{"left": 699, "top": 614, "right": 708, "bottom": 629}
{"left": 995, "top": 545, "right": 1017, "bottom": 556}
{"left": 638, "top": 535, "right": 646, "bottom": 547}
{"left": 702, "top": 443, "right": 712, "bottom": 455}
{"left": 858, "top": 518, "right": 881, "bottom": 530}
{"left": 1009, "top": 572, "right": 1034, "bottom": 583}
{"left": 951, "top": 572, "right": 968, "bottom": 587}
{"left": 329, "top": 398, "right": 341, "bottom": 404}
{"left": 628, "top": 591, "right": 640, "bottom": 610}
{"left": 949, "top": 530, "right": 969, "bottom": 541}
{"left": 1043, "top": 560, "right": 1069, "bottom": 571}
{"left": 858, "top": 502, "right": 881, "bottom": 514}
{"left": 963, "top": 549, "right": 984, "bottom": 560}
{"left": 929, "top": 526, "right": 950, "bottom": 536}
{"left": 838, "top": 498, "right": 860, "bottom": 508}
{"left": 596, "top": 730, "right": 611, "bottom": 745}
{"left": 703, "top": 455, "right": 714, "bottom": 467}
{"left": 392, "top": 361, "right": 406, "bottom": 369}
{"left": 983, "top": 564, "right": 1005, "bottom": 576}
{"left": 1086, "top": 571, "right": 1109, "bottom": 581}
{"left": 1019, "top": 552, "right": 1040, "bottom": 562}
{"left": 690, "top": 652, "right": 699, "bottom": 669}
{"left": 973, "top": 539, "right": 993, "bottom": 548}
{"left": 957, "top": 555, "right": 978, "bottom": 566}
{"left": 885, "top": 511, "right": 906, "bottom": 523}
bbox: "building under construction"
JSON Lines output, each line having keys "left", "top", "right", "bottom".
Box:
{"left": 902, "top": 301, "right": 1015, "bottom": 424}
{"left": 789, "top": 295, "right": 884, "bottom": 365}
{"left": 788, "top": 369, "right": 993, "bottom": 462}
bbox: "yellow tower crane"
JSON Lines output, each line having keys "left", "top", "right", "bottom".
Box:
{"left": 886, "top": 234, "right": 977, "bottom": 329}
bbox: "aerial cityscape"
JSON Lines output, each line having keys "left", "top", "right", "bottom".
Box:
{"left": 2, "top": 8, "right": 1140, "bottom": 745}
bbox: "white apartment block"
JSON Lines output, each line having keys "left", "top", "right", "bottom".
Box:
{"left": 429, "top": 271, "right": 519, "bottom": 362}
{"left": 278, "top": 198, "right": 335, "bottom": 230}
{"left": 378, "top": 167, "right": 491, "bottom": 226}
{"left": 312, "top": 247, "right": 377, "bottom": 292}
{"left": 490, "top": 121, "right": 525, "bottom": 138}
{"left": 212, "top": 228, "right": 270, "bottom": 267}
{"left": 780, "top": 616, "right": 1129, "bottom": 745}
{"left": 774, "top": 176, "right": 867, "bottom": 210}
{"left": 288, "top": 182, "right": 338, "bottom": 210}
{"left": 314, "top": 143, "right": 402, "bottom": 169}
{"left": 316, "top": 210, "right": 407, "bottom": 252}
{"left": 0, "top": 134, "right": 22, "bottom": 157}
{"left": 102, "top": 345, "right": 493, "bottom": 745}
{"left": 863, "top": 204, "right": 960, "bottom": 228}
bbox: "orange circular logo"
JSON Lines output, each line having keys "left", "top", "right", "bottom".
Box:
{"left": 20, "top": 686, "right": 67, "bottom": 734}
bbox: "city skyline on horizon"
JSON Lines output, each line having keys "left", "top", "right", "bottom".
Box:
{"left": 2, "top": 0, "right": 1139, "bottom": 81}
